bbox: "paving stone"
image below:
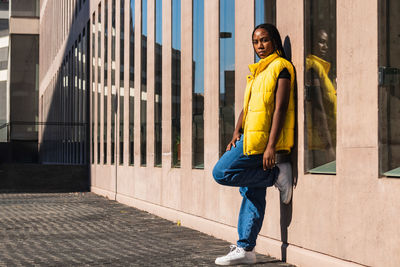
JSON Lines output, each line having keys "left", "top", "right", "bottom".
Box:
{"left": 0, "top": 192, "right": 295, "bottom": 266}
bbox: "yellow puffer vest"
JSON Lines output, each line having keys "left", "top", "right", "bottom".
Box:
{"left": 242, "top": 52, "right": 295, "bottom": 155}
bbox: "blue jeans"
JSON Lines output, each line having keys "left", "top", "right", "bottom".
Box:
{"left": 212, "top": 135, "right": 279, "bottom": 250}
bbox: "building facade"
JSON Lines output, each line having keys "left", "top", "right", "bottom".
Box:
{"left": 0, "top": 0, "right": 39, "bottom": 162}
{"left": 39, "top": 0, "right": 400, "bottom": 266}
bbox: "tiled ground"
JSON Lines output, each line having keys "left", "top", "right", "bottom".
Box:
{"left": 0, "top": 192, "right": 294, "bottom": 266}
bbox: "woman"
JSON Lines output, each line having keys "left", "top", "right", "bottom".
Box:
{"left": 213, "top": 23, "right": 295, "bottom": 265}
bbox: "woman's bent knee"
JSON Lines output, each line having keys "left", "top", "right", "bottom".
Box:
{"left": 212, "top": 163, "right": 229, "bottom": 185}
{"left": 213, "top": 149, "right": 240, "bottom": 186}
{"left": 212, "top": 164, "right": 224, "bottom": 183}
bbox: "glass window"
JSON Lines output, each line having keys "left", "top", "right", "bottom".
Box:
{"left": 129, "top": 86, "right": 134, "bottom": 165}
{"left": 104, "top": 87, "right": 108, "bottom": 164}
{"left": 0, "top": 19, "right": 8, "bottom": 38}
{"left": 77, "top": 40, "right": 81, "bottom": 164}
{"left": 104, "top": 0, "right": 108, "bottom": 164}
{"left": 304, "top": 0, "right": 337, "bottom": 174}
{"left": 172, "top": 0, "right": 181, "bottom": 167}
{"left": 219, "top": 0, "right": 235, "bottom": 157}
{"left": 130, "top": 0, "right": 135, "bottom": 87}
{"left": 0, "top": 0, "right": 9, "bottom": 38}
{"left": 154, "top": 0, "right": 162, "bottom": 167}
{"left": 120, "top": 0, "right": 125, "bottom": 165}
{"left": 69, "top": 49, "right": 73, "bottom": 163}
{"left": 129, "top": 0, "right": 135, "bottom": 165}
{"left": 64, "top": 60, "right": 67, "bottom": 162}
{"left": 92, "top": 13, "right": 96, "bottom": 164}
{"left": 379, "top": 0, "right": 400, "bottom": 176}
{"left": 78, "top": 35, "right": 82, "bottom": 164}
{"left": 74, "top": 41, "right": 78, "bottom": 164}
{"left": 64, "top": 51, "right": 71, "bottom": 163}
{"left": 0, "top": 0, "right": 8, "bottom": 142}
{"left": 254, "top": 0, "right": 275, "bottom": 26}
{"left": 0, "top": 0, "right": 8, "bottom": 12}
{"left": 11, "top": 0, "right": 39, "bottom": 18}
{"left": 120, "top": 0, "right": 125, "bottom": 88}
{"left": 111, "top": 0, "right": 116, "bottom": 164}
{"left": 0, "top": 81, "right": 6, "bottom": 142}
{"left": 71, "top": 49, "right": 74, "bottom": 164}
{"left": 119, "top": 88, "right": 124, "bottom": 164}
{"left": 0, "top": 47, "right": 8, "bottom": 70}
{"left": 61, "top": 61, "right": 65, "bottom": 163}
{"left": 64, "top": 60, "right": 67, "bottom": 163}
{"left": 9, "top": 35, "right": 39, "bottom": 141}
{"left": 56, "top": 69, "right": 59, "bottom": 162}
{"left": 192, "top": 0, "right": 204, "bottom": 169}
{"left": 59, "top": 68, "right": 62, "bottom": 162}
{"left": 254, "top": 0, "right": 276, "bottom": 62}
{"left": 97, "top": 3, "right": 101, "bottom": 164}
{"left": 64, "top": 58, "right": 68, "bottom": 163}
{"left": 111, "top": 84, "right": 116, "bottom": 165}
{"left": 140, "top": 0, "right": 147, "bottom": 166}
{"left": 64, "top": 56, "right": 71, "bottom": 163}
{"left": 82, "top": 28, "right": 87, "bottom": 164}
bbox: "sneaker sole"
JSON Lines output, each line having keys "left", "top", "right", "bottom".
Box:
{"left": 215, "top": 258, "right": 256, "bottom": 265}
{"left": 282, "top": 183, "right": 293, "bottom": 204}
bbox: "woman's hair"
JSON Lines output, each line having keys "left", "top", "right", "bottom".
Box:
{"left": 252, "top": 23, "right": 287, "bottom": 59}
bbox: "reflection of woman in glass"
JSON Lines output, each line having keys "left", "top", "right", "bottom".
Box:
{"left": 212, "top": 24, "right": 295, "bottom": 265}
{"left": 305, "top": 29, "right": 336, "bottom": 168}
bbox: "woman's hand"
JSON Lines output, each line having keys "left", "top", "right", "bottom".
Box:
{"left": 226, "top": 131, "right": 241, "bottom": 151}
{"left": 263, "top": 146, "right": 276, "bottom": 170}
{"left": 226, "top": 109, "right": 244, "bottom": 152}
{"left": 263, "top": 77, "right": 290, "bottom": 170}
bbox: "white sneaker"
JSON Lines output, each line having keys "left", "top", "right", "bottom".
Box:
{"left": 215, "top": 245, "right": 256, "bottom": 265}
{"left": 274, "top": 162, "right": 293, "bottom": 204}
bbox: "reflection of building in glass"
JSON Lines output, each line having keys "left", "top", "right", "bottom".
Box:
{"left": 171, "top": 0, "right": 181, "bottom": 167}
{"left": 0, "top": 0, "right": 9, "bottom": 143}
{"left": 219, "top": 0, "right": 235, "bottom": 156}
{"left": 140, "top": 33, "right": 147, "bottom": 165}
{"left": 0, "top": 0, "right": 39, "bottom": 163}
{"left": 219, "top": 70, "right": 235, "bottom": 153}
{"left": 254, "top": 0, "right": 276, "bottom": 29}
{"left": 129, "top": 0, "right": 135, "bottom": 165}
{"left": 140, "top": 0, "right": 147, "bottom": 166}
{"left": 39, "top": 1, "right": 88, "bottom": 165}
{"left": 154, "top": 32, "right": 162, "bottom": 166}
{"left": 155, "top": 42, "right": 162, "bottom": 90}
{"left": 172, "top": 46, "right": 181, "bottom": 165}
{"left": 192, "top": 91, "right": 204, "bottom": 166}
{"left": 192, "top": 0, "right": 204, "bottom": 168}
{"left": 171, "top": 47, "right": 181, "bottom": 105}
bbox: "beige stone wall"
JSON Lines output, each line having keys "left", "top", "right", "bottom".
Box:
{"left": 39, "top": 0, "right": 400, "bottom": 266}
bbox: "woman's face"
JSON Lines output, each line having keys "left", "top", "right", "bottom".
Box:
{"left": 252, "top": 28, "right": 275, "bottom": 59}
{"left": 315, "top": 30, "right": 328, "bottom": 58}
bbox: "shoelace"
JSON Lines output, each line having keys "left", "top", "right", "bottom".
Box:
{"left": 228, "top": 245, "right": 244, "bottom": 256}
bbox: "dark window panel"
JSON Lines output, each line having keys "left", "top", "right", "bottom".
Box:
{"left": 304, "top": 0, "right": 337, "bottom": 173}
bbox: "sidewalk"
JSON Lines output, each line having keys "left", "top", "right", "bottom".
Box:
{"left": 0, "top": 192, "right": 294, "bottom": 266}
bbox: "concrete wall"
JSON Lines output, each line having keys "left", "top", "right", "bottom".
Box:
{"left": 39, "top": 0, "right": 400, "bottom": 266}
